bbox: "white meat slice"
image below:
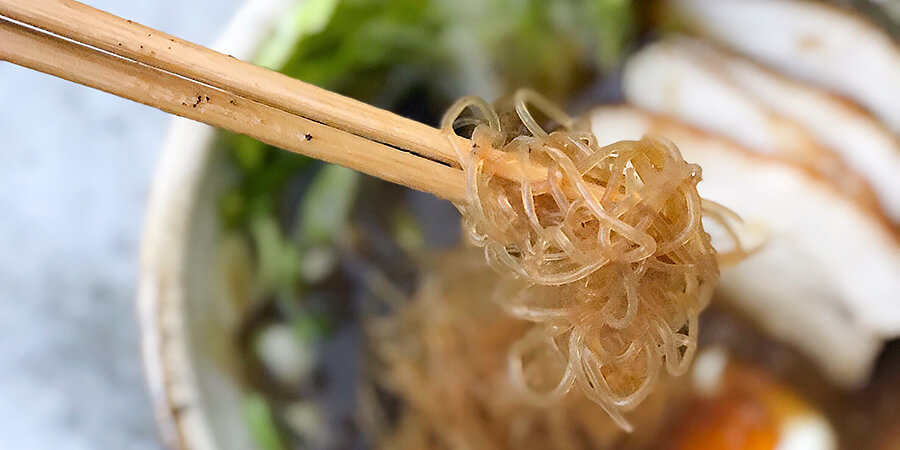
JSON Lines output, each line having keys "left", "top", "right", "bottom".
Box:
{"left": 624, "top": 38, "right": 900, "bottom": 224}
{"left": 668, "top": 0, "right": 900, "bottom": 134}
{"left": 588, "top": 106, "right": 900, "bottom": 387}
{"left": 623, "top": 39, "right": 824, "bottom": 161}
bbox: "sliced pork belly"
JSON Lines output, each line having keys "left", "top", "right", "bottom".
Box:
{"left": 668, "top": 0, "right": 900, "bottom": 134}
{"left": 624, "top": 38, "right": 900, "bottom": 224}
{"left": 588, "top": 106, "right": 900, "bottom": 386}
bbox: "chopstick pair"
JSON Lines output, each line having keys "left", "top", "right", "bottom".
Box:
{"left": 0, "top": 0, "right": 471, "bottom": 202}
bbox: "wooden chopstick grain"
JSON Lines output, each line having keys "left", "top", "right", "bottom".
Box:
{"left": 0, "top": 0, "right": 461, "bottom": 166}
{"left": 1, "top": 0, "right": 566, "bottom": 205}
{"left": 0, "top": 16, "right": 468, "bottom": 202}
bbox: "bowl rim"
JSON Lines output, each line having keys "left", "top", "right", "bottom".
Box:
{"left": 137, "top": 0, "right": 293, "bottom": 448}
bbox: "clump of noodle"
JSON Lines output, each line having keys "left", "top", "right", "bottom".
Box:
{"left": 362, "top": 251, "right": 675, "bottom": 449}
{"left": 438, "top": 90, "right": 735, "bottom": 429}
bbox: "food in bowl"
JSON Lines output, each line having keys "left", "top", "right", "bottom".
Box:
{"left": 156, "top": 0, "right": 900, "bottom": 448}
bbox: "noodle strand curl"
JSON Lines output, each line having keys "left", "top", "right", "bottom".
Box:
{"left": 441, "top": 90, "right": 724, "bottom": 429}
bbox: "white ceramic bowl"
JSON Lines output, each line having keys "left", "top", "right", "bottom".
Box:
{"left": 138, "top": 1, "right": 293, "bottom": 448}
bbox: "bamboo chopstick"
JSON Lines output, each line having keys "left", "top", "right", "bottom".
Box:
{"left": 0, "top": 0, "right": 460, "bottom": 166}
{"left": 0, "top": 17, "right": 468, "bottom": 202}
{"left": 0, "top": 0, "right": 558, "bottom": 204}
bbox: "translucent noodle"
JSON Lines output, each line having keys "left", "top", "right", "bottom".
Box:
{"left": 363, "top": 250, "right": 675, "bottom": 449}
{"left": 436, "top": 90, "right": 726, "bottom": 429}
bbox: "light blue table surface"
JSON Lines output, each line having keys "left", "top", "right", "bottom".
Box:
{"left": 0, "top": 1, "right": 243, "bottom": 448}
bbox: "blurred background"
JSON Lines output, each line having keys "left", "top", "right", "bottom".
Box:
{"left": 0, "top": 1, "right": 241, "bottom": 448}
{"left": 1, "top": 1, "right": 899, "bottom": 449}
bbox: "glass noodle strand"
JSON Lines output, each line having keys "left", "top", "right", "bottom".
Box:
{"left": 440, "top": 90, "right": 723, "bottom": 430}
